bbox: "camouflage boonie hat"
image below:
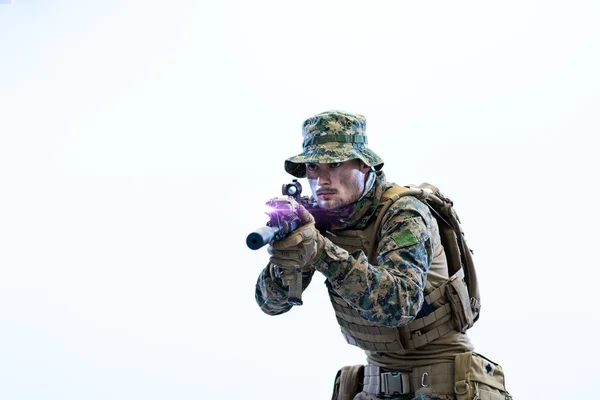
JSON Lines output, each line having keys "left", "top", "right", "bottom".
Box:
{"left": 285, "top": 110, "right": 384, "bottom": 178}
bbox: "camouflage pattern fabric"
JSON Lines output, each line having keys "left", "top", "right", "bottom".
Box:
{"left": 255, "top": 172, "right": 440, "bottom": 327}
{"left": 284, "top": 110, "right": 384, "bottom": 178}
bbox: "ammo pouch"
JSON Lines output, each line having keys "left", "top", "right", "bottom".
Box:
{"left": 331, "top": 364, "right": 364, "bottom": 400}
{"left": 446, "top": 274, "right": 475, "bottom": 333}
{"left": 454, "top": 352, "right": 512, "bottom": 400}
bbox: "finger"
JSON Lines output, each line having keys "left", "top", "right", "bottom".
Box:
{"left": 299, "top": 225, "right": 315, "bottom": 241}
{"left": 271, "top": 232, "right": 304, "bottom": 249}
{"left": 267, "top": 245, "right": 282, "bottom": 256}
{"left": 268, "top": 245, "right": 295, "bottom": 258}
{"left": 269, "top": 247, "right": 300, "bottom": 260}
{"left": 295, "top": 204, "right": 315, "bottom": 224}
{"left": 270, "top": 254, "right": 302, "bottom": 267}
{"left": 270, "top": 256, "right": 302, "bottom": 270}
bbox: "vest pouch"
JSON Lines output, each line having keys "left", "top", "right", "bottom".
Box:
{"left": 454, "top": 352, "right": 511, "bottom": 400}
{"left": 446, "top": 277, "right": 474, "bottom": 333}
{"left": 331, "top": 365, "right": 364, "bottom": 400}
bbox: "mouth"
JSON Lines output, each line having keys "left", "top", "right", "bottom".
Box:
{"left": 317, "top": 191, "right": 336, "bottom": 199}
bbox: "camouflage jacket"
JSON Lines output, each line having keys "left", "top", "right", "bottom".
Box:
{"left": 255, "top": 171, "right": 440, "bottom": 328}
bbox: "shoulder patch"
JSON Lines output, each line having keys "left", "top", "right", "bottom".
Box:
{"left": 392, "top": 229, "right": 419, "bottom": 248}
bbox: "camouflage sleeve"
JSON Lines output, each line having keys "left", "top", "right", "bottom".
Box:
{"left": 313, "top": 196, "right": 436, "bottom": 327}
{"left": 255, "top": 264, "right": 316, "bottom": 315}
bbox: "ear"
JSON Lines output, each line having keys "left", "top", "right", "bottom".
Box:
{"left": 359, "top": 160, "right": 372, "bottom": 174}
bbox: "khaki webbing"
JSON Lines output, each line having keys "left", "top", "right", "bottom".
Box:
{"left": 424, "top": 268, "right": 465, "bottom": 305}
{"left": 341, "top": 331, "right": 405, "bottom": 353}
{"left": 363, "top": 362, "right": 455, "bottom": 397}
{"left": 329, "top": 266, "right": 463, "bottom": 352}
{"left": 407, "top": 318, "right": 454, "bottom": 349}
{"left": 338, "top": 319, "right": 400, "bottom": 343}
{"left": 325, "top": 183, "right": 478, "bottom": 354}
{"left": 408, "top": 303, "right": 452, "bottom": 332}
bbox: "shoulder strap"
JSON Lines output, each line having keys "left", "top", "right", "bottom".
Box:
{"left": 373, "top": 184, "right": 481, "bottom": 323}
{"left": 367, "top": 185, "right": 413, "bottom": 257}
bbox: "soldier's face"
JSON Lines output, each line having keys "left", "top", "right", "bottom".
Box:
{"left": 305, "top": 159, "right": 372, "bottom": 210}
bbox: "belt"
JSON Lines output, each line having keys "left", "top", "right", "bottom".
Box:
{"left": 363, "top": 363, "right": 455, "bottom": 398}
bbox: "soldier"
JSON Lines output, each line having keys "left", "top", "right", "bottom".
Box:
{"left": 255, "top": 111, "right": 510, "bottom": 400}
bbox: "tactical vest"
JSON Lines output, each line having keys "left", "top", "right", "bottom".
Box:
{"left": 323, "top": 184, "right": 481, "bottom": 355}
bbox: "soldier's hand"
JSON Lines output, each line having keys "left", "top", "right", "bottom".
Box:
{"left": 268, "top": 204, "right": 325, "bottom": 275}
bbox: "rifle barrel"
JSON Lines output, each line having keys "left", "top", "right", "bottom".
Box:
{"left": 246, "top": 226, "right": 281, "bottom": 250}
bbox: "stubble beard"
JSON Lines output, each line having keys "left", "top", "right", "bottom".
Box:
{"left": 317, "top": 172, "right": 366, "bottom": 210}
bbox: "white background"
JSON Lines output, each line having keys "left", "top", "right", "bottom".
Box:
{"left": 1, "top": 1, "right": 598, "bottom": 399}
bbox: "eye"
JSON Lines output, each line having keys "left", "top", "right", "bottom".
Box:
{"left": 306, "top": 163, "right": 318, "bottom": 172}
{"left": 330, "top": 162, "right": 342, "bottom": 168}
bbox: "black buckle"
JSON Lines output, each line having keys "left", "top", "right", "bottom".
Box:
{"left": 380, "top": 371, "right": 410, "bottom": 397}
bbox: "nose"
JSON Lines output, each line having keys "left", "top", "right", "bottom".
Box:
{"left": 316, "top": 168, "right": 331, "bottom": 186}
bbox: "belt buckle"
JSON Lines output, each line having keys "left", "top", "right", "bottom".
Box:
{"left": 380, "top": 371, "right": 410, "bottom": 397}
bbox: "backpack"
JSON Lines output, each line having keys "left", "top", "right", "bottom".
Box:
{"left": 381, "top": 183, "right": 481, "bottom": 328}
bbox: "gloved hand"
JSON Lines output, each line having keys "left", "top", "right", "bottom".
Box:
{"left": 268, "top": 204, "right": 326, "bottom": 282}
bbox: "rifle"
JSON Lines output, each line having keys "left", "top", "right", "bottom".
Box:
{"left": 246, "top": 179, "right": 321, "bottom": 306}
